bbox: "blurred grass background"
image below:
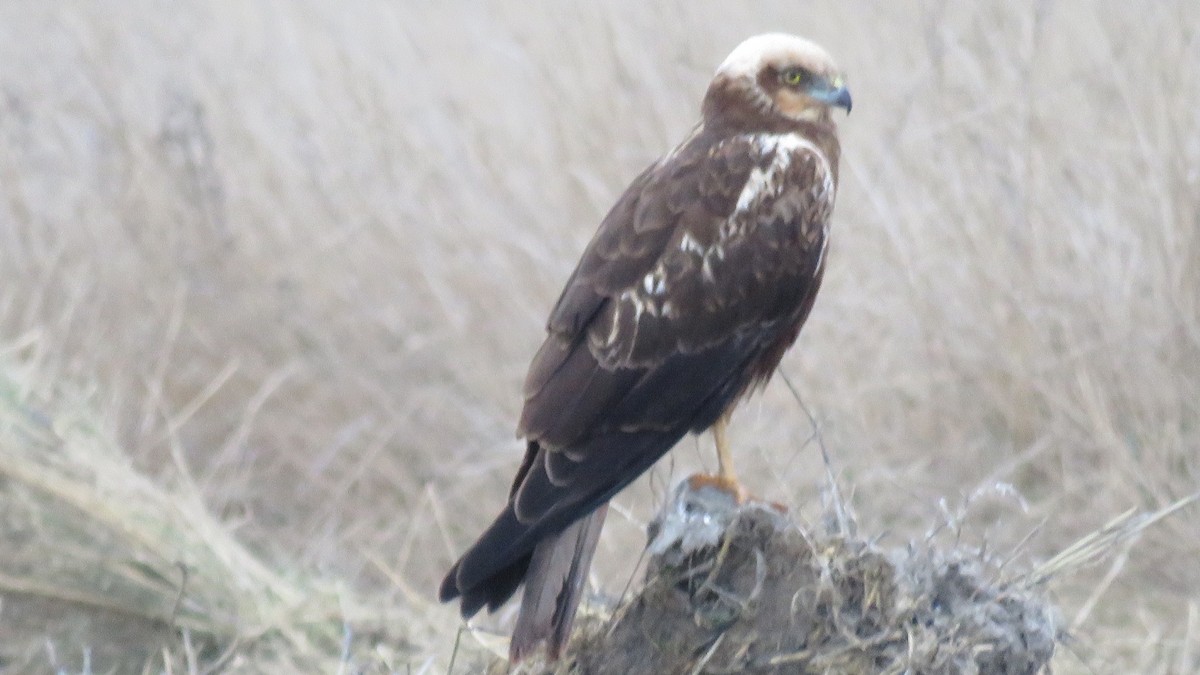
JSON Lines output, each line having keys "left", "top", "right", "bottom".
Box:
{"left": 0, "top": 1, "right": 1198, "bottom": 672}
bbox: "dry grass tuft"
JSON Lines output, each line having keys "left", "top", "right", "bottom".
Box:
{"left": 0, "top": 359, "right": 416, "bottom": 673}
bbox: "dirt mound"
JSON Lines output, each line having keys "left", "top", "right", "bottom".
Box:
{"left": 519, "top": 480, "right": 1057, "bottom": 674}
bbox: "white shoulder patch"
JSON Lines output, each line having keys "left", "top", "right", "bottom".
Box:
{"left": 734, "top": 133, "right": 831, "bottom": 215}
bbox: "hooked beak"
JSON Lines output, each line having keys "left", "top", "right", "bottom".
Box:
{"left": 812, "top": 84, "right": 853, "bottom": 113}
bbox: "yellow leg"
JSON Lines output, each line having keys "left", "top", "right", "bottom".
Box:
{"left": 713, "top": 413, "right": 736, "bottom": 484}
{"left": 687, "top": 412, "right": 748, "bottom": 503}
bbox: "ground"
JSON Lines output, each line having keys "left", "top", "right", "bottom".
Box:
{"left": 0, "top": 2, "right": 1198, "bottom": 673}
{"left": 539, "top": 481, "right": 1057, "bottom": 674}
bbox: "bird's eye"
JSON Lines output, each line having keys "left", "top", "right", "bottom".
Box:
{"left": 780, "top": 68, "right": 809, "bottom": 87}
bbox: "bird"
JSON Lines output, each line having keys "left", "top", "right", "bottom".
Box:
{"left": 439, "top": 32, "right": 851, "bottom": 662}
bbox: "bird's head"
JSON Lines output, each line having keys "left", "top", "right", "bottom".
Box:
{"left": 704, "top": 33, "right": 851, "bottom": 128}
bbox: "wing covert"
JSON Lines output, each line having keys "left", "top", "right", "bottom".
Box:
{"left": 520, "top": 129, "right": 836, "bottom": 445}
{"left": 585, "top": 133, "right": 835, "bottom": 369}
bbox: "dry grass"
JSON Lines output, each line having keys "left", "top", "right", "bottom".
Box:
{"left": 0, "top": 362, "right": 423, "bottom": 672}
{"left": 1, "top": 1, "right": 1198, "bottom": 672}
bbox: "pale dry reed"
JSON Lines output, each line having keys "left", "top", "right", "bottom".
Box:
{"left": 1, "top": 2, "right": 1197, "bottom": 672}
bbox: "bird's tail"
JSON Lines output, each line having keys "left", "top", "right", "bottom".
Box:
{"left": 509, "top": 503, "right": 609, "bottom": 662}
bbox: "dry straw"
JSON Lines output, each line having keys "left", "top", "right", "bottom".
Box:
{"left": 0, "top": 360, "right": 414, "bottom": 673}
{"left": 0, "top": 354, "right": 1194, "bottom": 673}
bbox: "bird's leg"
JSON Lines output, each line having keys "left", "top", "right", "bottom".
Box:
{"left": 713, "top": 413, "right": 736, "bottom": 485}
{"left": 688, "top": 412, "right": 748, "bottom": 503}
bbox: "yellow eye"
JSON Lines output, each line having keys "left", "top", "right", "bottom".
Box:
{"left": 781, "top": 68, "right": 808, "bottom": 86}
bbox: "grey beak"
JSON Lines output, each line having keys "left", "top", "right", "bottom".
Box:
{"left": 814, "top": 85, "right": 852, "bottom": 113}
{"left": 831, "top": 86, "right": 852, "bottom": 113}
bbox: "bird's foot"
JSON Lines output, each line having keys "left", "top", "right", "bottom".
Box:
{"left": 686, "top": 473, "right": 750, "bottom": 505}
{"left": 685, "top": 474, "right": 789, "bottom": 513}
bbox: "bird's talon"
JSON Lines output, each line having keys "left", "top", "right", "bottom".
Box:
{"left": 687, "top": 473, "right": 751, "bottom": 504}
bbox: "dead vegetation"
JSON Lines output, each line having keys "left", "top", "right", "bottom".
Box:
{"left": 1, "top": 1, "right": 1199, "bottom": 673}
{"left": 2, "top": 369, "right": 1190, "bottom": 673}
{"left": 0, "top": 364, "right": 417, "bottom": 672}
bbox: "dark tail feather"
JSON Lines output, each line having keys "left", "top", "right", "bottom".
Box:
{"left": 509, "top": 504, "right": 609, "bottom": 662}
{"left": 438, "top": 503, "right": 534, "bottom": 616}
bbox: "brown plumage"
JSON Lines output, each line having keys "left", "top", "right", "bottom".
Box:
{"left": 438, "top": 33, "right": 852, "bottom": 662}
